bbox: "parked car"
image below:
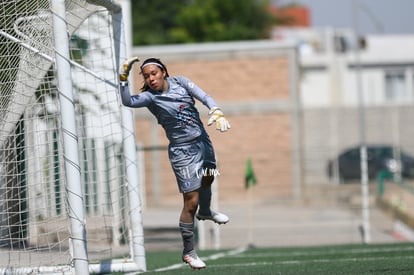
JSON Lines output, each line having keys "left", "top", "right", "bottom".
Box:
{"left": 327, "top": 145, "right": 414, "bottom": 182}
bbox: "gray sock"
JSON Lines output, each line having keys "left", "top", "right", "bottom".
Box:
{"left": 198, "top": 186, "right": 212, "bottom": 216}
{"left": 179, "top": 222, "right": 194, "bottom": 255}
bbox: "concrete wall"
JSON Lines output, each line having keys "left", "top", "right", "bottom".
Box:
{"left": 303, "top": 105, "right": 414, "bottom": 185}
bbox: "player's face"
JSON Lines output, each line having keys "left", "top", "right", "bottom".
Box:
{"left": 142, "top": 64, "right": 167, "bottom": 91}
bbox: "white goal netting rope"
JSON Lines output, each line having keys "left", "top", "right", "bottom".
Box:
{"left": 0, "top": 0, "right": 143, "bottom": 273}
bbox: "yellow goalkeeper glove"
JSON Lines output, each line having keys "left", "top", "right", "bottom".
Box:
{"left": 207, "top": 107, "right": 231, "bottom": 132}
{"left": 119, "top": 57, "right": 140, "bottom": 81}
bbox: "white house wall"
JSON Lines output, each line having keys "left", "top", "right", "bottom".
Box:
{"left": 301, "top": 72, "right": 331, "bottom": 107}
{"left": 300, "top": 33, "right": 414, "bottom": 108}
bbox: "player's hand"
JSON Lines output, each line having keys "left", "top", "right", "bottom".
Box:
{"left": 120, "top": 57, "right": 140, "bottom": 81}
{"left": 207, "top": 107, "right": 231, "bottom": 132}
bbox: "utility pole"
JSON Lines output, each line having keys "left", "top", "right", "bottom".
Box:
{"left": 353, "top": 0, "right": 371, "bottom": 244}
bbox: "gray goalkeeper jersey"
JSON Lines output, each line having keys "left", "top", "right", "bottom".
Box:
{"left": 120, "top": 76, "right": 218, "bottom": 144}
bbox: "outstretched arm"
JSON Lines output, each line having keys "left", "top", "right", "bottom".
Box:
{"left": 179, "top": 76, "right": 231, "bottom": 132}
{"left": 119, "top": 82, "right": 134, "bottom": 107}
{"left": 119, "top": 82, "right": 153, "bottom": 108}
{"left": 180, "top": 77, "right": 217, "bottom": 109}
{"left": 119, "top": 57, "right": 152, "bottom": 108}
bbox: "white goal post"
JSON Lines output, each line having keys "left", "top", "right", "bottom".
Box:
{"left": 0, "top": 0, "right": 145, "bottom": 274}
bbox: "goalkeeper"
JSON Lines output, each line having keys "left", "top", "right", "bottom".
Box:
{"left": 119, "top": 57, "right": 231, "bottom": 270}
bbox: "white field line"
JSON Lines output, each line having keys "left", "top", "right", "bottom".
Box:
{"left": 151, "top": 246, "right": 248, "bottom": 272}
{"left": 206, "top": 255, "right": 414, "bottom": 269}
{"left": 230, "top": 245, "right": 414, "bottom": 258}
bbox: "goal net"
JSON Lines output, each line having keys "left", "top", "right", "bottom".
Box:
{"left": 0, "top": 0, "right": 145, "bottom": 273}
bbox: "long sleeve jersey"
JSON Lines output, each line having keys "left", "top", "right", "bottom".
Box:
{"left": 120, "top": 76, "right": 218, "bottom": 144}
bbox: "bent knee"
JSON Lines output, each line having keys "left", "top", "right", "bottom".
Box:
{"left": 201, "top": 175, "right": 214, "bottom": 187}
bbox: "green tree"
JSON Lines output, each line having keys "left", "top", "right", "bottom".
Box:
{"left": 131, "top": 0, "right": 188, "bottom": 45}
{"left": 131, "top": 0, "right": 276, "bottom": 45}
{"left": 172, "top": 0, "right": 274, "bottom": 43}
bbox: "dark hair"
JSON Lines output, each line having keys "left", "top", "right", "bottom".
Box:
{"left": 140, "top": 58, "right": 169, "bottom": 91}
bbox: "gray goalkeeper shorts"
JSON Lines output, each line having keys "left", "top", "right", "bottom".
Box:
{"left": 168, "top": 132, "right": 217, "bottom": 193}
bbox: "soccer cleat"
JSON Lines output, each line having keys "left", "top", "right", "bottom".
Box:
{"left": 196, "top": 210, "right": 229, "bottom": 224}
{"left": 183, "top": 254, "right": 206, "bottom": 270}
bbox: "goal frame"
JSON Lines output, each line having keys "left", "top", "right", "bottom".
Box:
{"left": 0, "top": 0, "right": 145, "bottom": 274}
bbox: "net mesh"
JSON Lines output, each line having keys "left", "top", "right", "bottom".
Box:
{"left": 0, "top": 0, "right": 133, "bottom": 270}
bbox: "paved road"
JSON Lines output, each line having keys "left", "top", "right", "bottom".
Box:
{"left": 142, "top": 198, "right": 398, "bottom": 252}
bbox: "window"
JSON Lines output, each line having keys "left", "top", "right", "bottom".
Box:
{"left": 385, "top": 72, "right": 406, "bottom": 102}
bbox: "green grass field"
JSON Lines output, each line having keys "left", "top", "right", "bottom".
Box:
{"left": 141, "top": 242, "right": 414, "bottom": 274}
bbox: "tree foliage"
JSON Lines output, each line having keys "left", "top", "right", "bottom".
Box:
{"left": 131, "top": 0, "right": 186, "bottom": 45}
{"left": 131, "top": 0, "right": 276, "bottom": 45}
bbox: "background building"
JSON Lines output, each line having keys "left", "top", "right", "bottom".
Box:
{"left": 130, "top": 31, "right": 414, "bottom": 213}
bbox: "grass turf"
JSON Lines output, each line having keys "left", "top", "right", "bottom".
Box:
{"left": 140, "top": 242, "right": 414, "bottom": 274}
